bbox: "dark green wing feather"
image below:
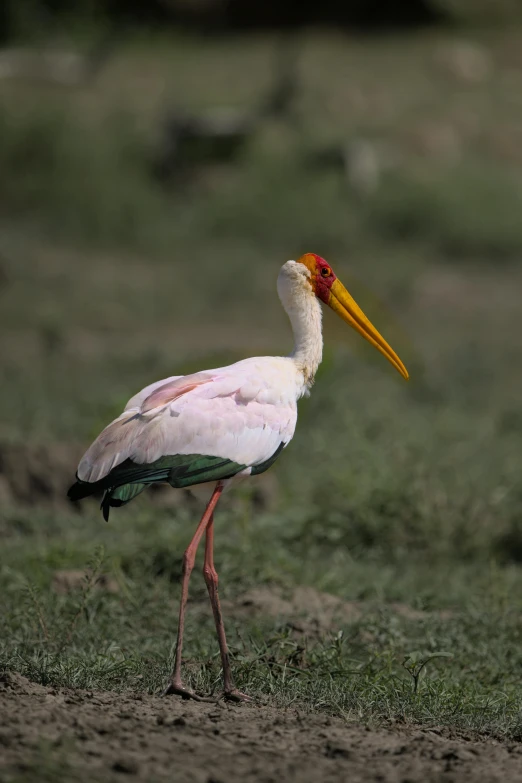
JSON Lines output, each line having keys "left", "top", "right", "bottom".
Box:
{"left": 250, "top": 442, "right": 284, "bottom": 475}
{"left": 68, "top": 445, "right": 284, "bottom": 520}
{"left": 68, "top": 453, "right": 246, "bottom": 520}
{"left": 166, "top": 454, "right": 246, "bottom": 488}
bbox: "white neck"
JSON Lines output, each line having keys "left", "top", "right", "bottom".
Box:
{"left": 277, "top": 262, "right": 323, "bottom": 386}
{"left": 288, "top": 294, "right": 323, "bottom": 384}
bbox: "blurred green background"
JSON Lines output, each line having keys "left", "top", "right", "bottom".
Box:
{"left": 1, "top": 0, "right": 522, "bottom": 736}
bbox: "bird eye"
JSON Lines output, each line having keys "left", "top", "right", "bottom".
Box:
{"left": 321, "top": 267, "right": 331, "bottom": 277}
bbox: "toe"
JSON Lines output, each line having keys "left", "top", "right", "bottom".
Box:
{"left": 223, "top": 688, "right": 254, "bottom": 703}
{"left": 162, "top": 681, "right": 216, "bottom": 703}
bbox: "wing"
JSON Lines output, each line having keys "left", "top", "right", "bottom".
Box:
{"left": 75, "top": 362, "right": 298, "bottom": 485}
{"left": 123, "top": 374, "right": 183, "bottom": 411}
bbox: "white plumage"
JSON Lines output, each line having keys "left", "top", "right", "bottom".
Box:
{"left": 77, "top": 356, "right": 302, "bottom": 484}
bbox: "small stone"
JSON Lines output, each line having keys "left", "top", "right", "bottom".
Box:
{"left": 112, "top": 758, "right": 140, "bottom": 774}
{"left": 325, "top": 740, "right": 352, "bottom": 759}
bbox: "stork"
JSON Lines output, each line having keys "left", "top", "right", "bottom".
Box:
{"left": 68, "top": 253, "right": 408, "bottom": 701}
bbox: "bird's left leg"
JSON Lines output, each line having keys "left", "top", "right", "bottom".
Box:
{"left": 163, "top": 482, "right": 224, "bottom": 701}
{"left": 203, "top": 512, "right": 252, "bottom": 703}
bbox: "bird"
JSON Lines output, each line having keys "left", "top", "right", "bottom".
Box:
{"left": 152, "top": 36, "right": 299, "bottom": 184}
{"left": 67, "top": 253, "right": 409, "bottom": 702}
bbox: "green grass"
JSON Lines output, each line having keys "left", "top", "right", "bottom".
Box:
{"left": 2, "top": 507, "right": 522, "bottom": 737}
{"left": 1, "top": 27, "right": 522, "bottom": 744}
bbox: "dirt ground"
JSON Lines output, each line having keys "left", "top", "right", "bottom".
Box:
{"left": 1, "top": 672, "right": 521, "bottom": 783}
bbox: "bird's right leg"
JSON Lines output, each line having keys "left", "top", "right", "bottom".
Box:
{"left": 203, "top": 513, "right": 252, "bottom": 702}
{"left": 163, "top": 482, "right": 224, "bottom": 701}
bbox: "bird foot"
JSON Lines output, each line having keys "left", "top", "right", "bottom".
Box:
{"left": 161, "top": 680, "right": 218, "bottom": 703}
{"left": 223, "top": 688, "right": 253, "bottom": 703}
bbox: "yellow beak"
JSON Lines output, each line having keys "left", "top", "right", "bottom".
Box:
{"left": 328, "top": 278, "right": 409, "bottom": 380}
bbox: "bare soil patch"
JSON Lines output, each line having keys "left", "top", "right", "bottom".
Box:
{"left": 1, "top": 672, "right": 520, "bottom": 783}
{"left": 0, "top": 441, "right": 83, "bottom": 510}
{"left": 224, "top": 585, "right": 451, "bottom": 637}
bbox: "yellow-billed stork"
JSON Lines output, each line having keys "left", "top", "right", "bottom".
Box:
{"left": 68, "top": 253, "right": 409, "bottom": 701}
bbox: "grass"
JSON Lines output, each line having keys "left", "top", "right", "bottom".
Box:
{"left": 2, "top": 509, "right": 522, "bottom": 738}
{"left": 1, "top": 25, "right": 522, "bottom": 750}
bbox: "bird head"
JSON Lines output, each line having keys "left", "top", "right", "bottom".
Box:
{"left": 295, "top": 253, "right": 409, "bottom": 380}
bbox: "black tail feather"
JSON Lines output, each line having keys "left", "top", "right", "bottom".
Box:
{"left": 67, "top": 476, "right": 100, "bottom": 502}
{"left": 101, "top": 491, "right": 113, "bottom": 522}
{"left": 69, "top": 477, "right": 121, "bottom": 522}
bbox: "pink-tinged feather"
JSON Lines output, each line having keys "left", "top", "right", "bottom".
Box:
{"left": 140, "top": 374, "right": 215, "bottom": 414}
{"left": 124, "top": 375, "right": 182, "bottom": 412}
{"left": 76, "top": 356, "right": 303, "bottom": 486}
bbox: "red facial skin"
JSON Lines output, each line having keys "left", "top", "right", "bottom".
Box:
{"left": 306, "top": 253, "right": 337, "bottom": 304}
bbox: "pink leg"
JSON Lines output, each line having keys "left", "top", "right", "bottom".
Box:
{"left": 203, "top": 514, "right": 252, "bottom": 702}
{"left": 163, "top": 482, "right": 224, "bottom": 701}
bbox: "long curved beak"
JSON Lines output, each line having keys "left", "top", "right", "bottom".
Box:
{"left": 328, "top": 278, "right": 409, "bottom": 380}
